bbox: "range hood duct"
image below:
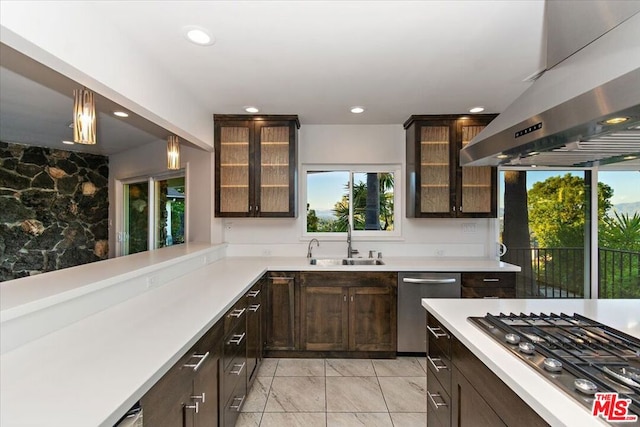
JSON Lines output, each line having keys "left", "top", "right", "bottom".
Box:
{"left": 461, "top": 2, "right": 640, "bottom": 168}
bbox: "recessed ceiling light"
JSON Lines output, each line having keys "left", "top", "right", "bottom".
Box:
{"left": 244, "top": 106, "right": 259, "bottom": 113}
{"left": 602, "top": 116, "right": 630, "bottom": 125}
{"left": 350, "top": 106, "right": 365, "bottom": 114}
{"left": 469, "top": 106, "right": 485, "bottom": 113}
{"left": 184, "top": 26, "right": 215, "bottom": 46}
{"left": 62, "top": 140, "right": 75, "bottom": 145}
{"left": 113, "top": 111, "right": 129, "bottom": 118}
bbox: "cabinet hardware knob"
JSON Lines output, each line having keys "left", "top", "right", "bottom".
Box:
{"left": 427, "top": 356, "right": 449, "bottom": 372}
{"left": 191, "top": 393, "right": 206, "bottom": 403}
{"left": 228, "top": 333, "right": 246, "bottom": 345}
{"left": 229, "top": 308, "right": 246, "bottom": 318}
{"left": 427, "top": 325, "right": 449, "bottom": 339}
{"left": 183, "top": 352, "right": 209, "bottom": 371}
{"left": 231, "top": 362, "right": 246, "bottom": 375}
{"left": 343, "top": 295, "right": 347, "bottom": 302}
{"left": 185, "top": 401, "right": 199, "bottom": 413}
{"left": 350, "top": 295, "right": 354, "bottom": 302}
{"left": 427, "top": 391, "right": 448, "bottom": 409}
{"left": 229, "top": 395, "right": 246, "bottom": 411}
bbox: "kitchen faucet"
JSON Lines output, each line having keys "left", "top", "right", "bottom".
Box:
{"left": 307, "top": 238, "right": 319, "bottom": 258}
{"left": 346, "top": 221, "right": 359, "bottom": 258}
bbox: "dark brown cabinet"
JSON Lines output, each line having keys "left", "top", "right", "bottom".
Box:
{"left": 461, "top": 272, "right": 516, "bottom": 298}
{"left": 426, "top": 312, "right": 548, "bottom": 427}
{"left": 299, "top": 272, "right": 396, "bottom": 354}
{"left": 214, "top": 114, "right": 299, "bottom": 217}
{"left": 221, "top": 295, "right": 248, "bottom": 427}
{"left": 141, "top": 322, "right": 223, "bottom": 427}
{"left": 405, "top": 115, "right": 497, "bottom": 218}
{"left": 264, "top": 272, "right": 298, "bottom": 351}
{"left": 245, "top": 279, "right": 263, "bottom": 390}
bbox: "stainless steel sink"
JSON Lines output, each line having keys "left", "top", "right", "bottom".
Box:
{"left": 309, "top": 258, "right": 384, "bottom": 266}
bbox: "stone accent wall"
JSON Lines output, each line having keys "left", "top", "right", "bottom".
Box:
{"left": 0, "top": 142, "right": 109, "bottom": 282}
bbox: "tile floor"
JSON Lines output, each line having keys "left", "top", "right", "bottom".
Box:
{"left": 236, "top": 357, "right": 428, "bottom": 427}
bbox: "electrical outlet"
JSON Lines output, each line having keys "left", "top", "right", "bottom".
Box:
{"left": 146, "top": 275, "right": 159, "bottom": 288}
{"left": 462, "top": 223, "right": 477, "bottom": 233}
{"left": 262, "top": 249, "right": 272, "bottom": 256}
{"left": 435, "top": 249, "right": 445, "bottom": 257}
{"left": 225, "top": 222, "right": 233, "bottom": 231}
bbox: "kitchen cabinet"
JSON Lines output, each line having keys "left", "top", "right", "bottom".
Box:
{"left": 264, "top": 272, "right": 298, "bottom": 351}
{"left": 461, "top": 272, "right": 516, "bottom": 298}
{"left": 221, "top": 295, "right": 248, "bottom": 427}
{"left": 404, "top": 114, "right": 497, "bottom": 218}
{"left": 141, "top": 321, "right": 223, "bottom": 427}
{"left": 426, "top": 312, "right": 548, "bottom": 427}
{"left": 214, "top": 114, "right": 299, "bottom": 217}
{"left": 299, "top": 272, "right": 396, "bottom": 354}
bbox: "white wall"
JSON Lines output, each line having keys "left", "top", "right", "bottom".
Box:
{"left": 225, "top": 125, "right": 498, "bottom": 258}
{"left": 108, "top": 141, "right": 220, "bottom": 258}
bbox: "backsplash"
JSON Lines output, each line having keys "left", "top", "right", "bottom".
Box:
{"left": 0, "top": 142, "right": 109, "bottom": 281}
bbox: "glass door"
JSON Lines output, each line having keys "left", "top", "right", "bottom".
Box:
{"left": 257, "top": 123, "right": 291, "bottom": 214}
{"left": 419, "top": 124, "right": 451, "bottom": 214}
{"left": 460, "top": 124, "right": 493, "bottom": 214}
{"left": 123, "top": 181, "right": 149, "bottom": 255}
{"left": 154, "top": 176, "right": 186, "bottom": 249}
{"left": 219, "top": 124, "right": 251, "bottom": 214}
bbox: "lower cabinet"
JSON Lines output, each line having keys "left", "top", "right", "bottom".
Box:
{"left": 461, "top": 272, "right": 516, "bottom": 298}
{"left": 264, "top": 272, "right": 297, "bottom": 351}
{"left": 299, "top": 272, "right": 396, "bottom": 354}
{"left": 246, "top": 279, "right": 263, "bottom": 390}
{"left": 426, "top": 312, "right": 548, "bottom": 427}
{"left": 221, "top": 289, "right": 248, "bottom": 427}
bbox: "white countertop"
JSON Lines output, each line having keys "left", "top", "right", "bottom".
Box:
{"left": 0, "top": 249, "right": 519, "bottom": 427}
{"left": 422, "top": 299, "right": 640, "bottom": 427}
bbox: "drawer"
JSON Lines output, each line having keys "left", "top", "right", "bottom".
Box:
{"left": 427, "top": 340, "right": 451, "bottom": 392}
{"left": 462, "top": 286, "right": 516, "bottom": 298}
{"left": 427, "top": 312, "right": 451, "bottom": 358}
{"left": 222, "top": 352, "right": 247, "bottom": 401}
{"left": 427, "top": 367, "right": 451, "bottom": 427}
{"left": 223, "top": 322, "right": 247, "bottom": 370}
{"left": 461, "top": 272, "right": 515, "bottom": 288}
{"left": 223, "top": 380, "right": 247, "bottom": 427}
{"left": 224, "top": 297, "right": 248, "bottom": 335}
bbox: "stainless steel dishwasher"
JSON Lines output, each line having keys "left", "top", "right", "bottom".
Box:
{"left": 397, "top": 272, "right": 461, "bottom": 353}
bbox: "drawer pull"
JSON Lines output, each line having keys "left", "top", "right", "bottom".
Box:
{"left": 403, "top": 277, "right": 456, "bottom": 284}
{"left": 230, "top": 362, "right": 246, "bottom": 375}
{"left": 483, "top": 296, "right": 499, "bottom": 299}
{"left": 248, "top": 303, "right": 261, "bottom": 312}
{"left": 229, "top": 308, "right": 246, "bottom": 318}
{"left": 247, "top": 290, "right": 261, "bottom": 297}
{"left": 483, "top": 278, "right": 500, "bottom": 282}
{"left": 229, "top": 395, "right": 246, "bottom": 411}
{"left": 427, "top": 325, "right": 449, "bottom": 339}
{"left": 427, "top": 356, "right": 449, "bottom": 372}
{"left": 228, "top": 333, "right": 246, "bottom": 345}
{"left": 184, "top": 352, "right": 209, "bottom": 371}
{"left": 269, "top": 276, "right": 294, "bottom": 281}
{"left": 427, "top": 391, "right": 448, "bottom": 409}
{"left": 191, "top": 393, "right": 206, "bottom": 403}
{"left": 185, "top": 401, "right": 199, "bottom": 413}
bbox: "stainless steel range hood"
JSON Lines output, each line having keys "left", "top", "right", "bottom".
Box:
{"left": 461, "top": 2, "right": 640, "bottom": 168}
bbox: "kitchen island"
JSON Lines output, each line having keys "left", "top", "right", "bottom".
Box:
{"left": 422, "top": 299, "right": 640, "bottom": 427}
{"left": 0, "top": 243, "right": 519, "bottom": 427}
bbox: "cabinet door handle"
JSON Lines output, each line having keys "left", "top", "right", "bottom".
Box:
{"left": 248, "top": 303, "right": 261, "bottom": 312}
{"left": 228, "top": 333, "right": 246, "bottom": 345}
{"left": 269, "top": 277, "right": 295, "bottom": 281}
{"left": 427, "top": 325, "right": 449, "bottom": 339}
{"left": 343, "top": 295, "right": 347, "bottom": 302}
{"left": 229, "top": 308, "right": 246, "bottom": 318}
{"left": 229, "top": 395, "right": 246, "bottom": 411}
{"left": 427, "top": 391, "right": 448, "bottom": 409}
{"left": 185, "top": 401, "right": 199, "bottom": 413}
{"left": 483, "top": 278, "right": 500, "bottom": 282}
{"left": 350, "top": 295, "right": 354, "bottom": 302}
{"left": 247, "top": 290, "right": 261, "bottom": 297}
{"left": 191, "top": 393, "right": 206, "bottom": 403}
{"left": 403, "top": 278, "right": 457, "bottom": 284}
{"left": 427, "top": 356, "right": 449, "bottom": 372}
{"left": 183, "top": 352, "right": 209, "bottom": 371}
{"left": 231, "top": 361, "right": 246, "bottom": 375}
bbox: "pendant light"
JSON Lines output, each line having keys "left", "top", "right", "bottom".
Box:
{"left": 73, "top": 88, "right": 97, "bottom": 144}
{"left": 167, "top": 135, "right": 180, "bottom": 170}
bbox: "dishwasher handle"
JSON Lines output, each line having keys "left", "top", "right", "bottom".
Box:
{"left": 402, "top": 277, "right": 457, "bottom": 284}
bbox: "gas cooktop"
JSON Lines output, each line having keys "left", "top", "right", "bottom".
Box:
{"left": 469, "top": 312, "right": 640, "bottom": 425}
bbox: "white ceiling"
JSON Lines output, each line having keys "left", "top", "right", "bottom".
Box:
{"left": 0, "top": 1, "right": 547, "bottom": 154}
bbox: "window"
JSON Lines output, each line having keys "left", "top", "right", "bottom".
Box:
{"left": 119, "top": 172, "right": 186, "bottom": 256}
{"left": 304, "top": 165, "right": 400, "bottom": 237}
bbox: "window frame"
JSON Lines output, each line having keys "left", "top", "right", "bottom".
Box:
{"left": 301, "top": 164, "right": 402, "bottom": 240}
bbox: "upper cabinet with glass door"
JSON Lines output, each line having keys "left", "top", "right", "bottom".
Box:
{"left": 404, "top": 114, "right": 497, "bottom": 218}
{"left": 214, "top": 115, "right": 299, "bottom": 217}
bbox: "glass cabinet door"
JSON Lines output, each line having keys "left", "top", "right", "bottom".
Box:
{"left": 419, "top": 125, "right": 451, "bottom": 214}
{"left": 219, "top": 125, "right": 250, "bottom": 214}
{"left": 460, "top": 124, "right": 493, "bottom": 214}
{"left": 257, "top": 124, "right": 291, "bottom": 214}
